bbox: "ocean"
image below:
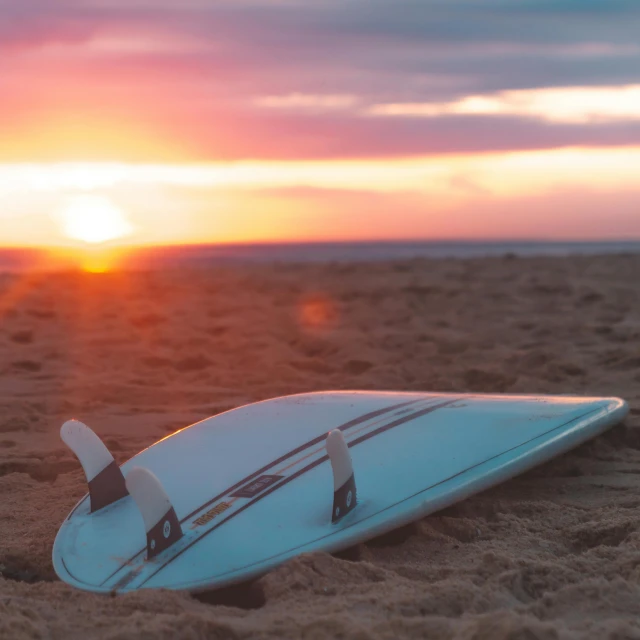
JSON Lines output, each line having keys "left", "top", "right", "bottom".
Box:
{"left": 1, "top": 240, "right": 639, "bottom": 273}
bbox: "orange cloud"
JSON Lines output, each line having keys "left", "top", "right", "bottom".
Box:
{"left": 0, "top": 114, "right": 193, "bottom": 163}
{"left": 368, "top": 85, "right": 640, "bottom": 124}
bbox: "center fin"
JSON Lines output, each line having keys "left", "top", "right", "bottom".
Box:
{"left": 61, "top": 419, "right": 128, "bottom": 513}
{"left": 125, "top": 467, "right": 183, "bottom": 560}
{"left": 326, "top": 429, "right": 357, "bottom": 523}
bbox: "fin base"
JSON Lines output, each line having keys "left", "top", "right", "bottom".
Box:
{"left": 332, "top": 473, "right": 357, "bottom": 523}
{"left": 87, "top": 459, "right": 129, "bottom": 513}
{"left": 146, "top": 506, "right": 183, "bottom": 559}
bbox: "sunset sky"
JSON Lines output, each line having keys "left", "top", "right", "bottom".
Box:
{"left": 1, "top": 0, "right": 640, "bottom": 247}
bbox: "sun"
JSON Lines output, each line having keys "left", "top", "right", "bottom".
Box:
{"left": 59, "top": 195, "right": 134, "bottom": 244}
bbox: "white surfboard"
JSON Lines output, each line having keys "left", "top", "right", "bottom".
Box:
{"left": 53, "top": 391, "right": 628, "bottom": 594}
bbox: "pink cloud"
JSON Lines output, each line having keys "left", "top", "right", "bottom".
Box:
{"left": 2, "top": 1, "right": 640, "bottom": 161}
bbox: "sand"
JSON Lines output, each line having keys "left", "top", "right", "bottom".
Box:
{"left": 0, "top": 253, "right": 639, "bottom": 639}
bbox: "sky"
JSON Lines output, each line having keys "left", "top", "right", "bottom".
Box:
{"left": 1, "top": 0, "right": 640, "bottom": 247}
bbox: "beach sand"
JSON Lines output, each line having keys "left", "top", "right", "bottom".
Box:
{"left": 1, "top": 253, "right": 639, "bottom": 639}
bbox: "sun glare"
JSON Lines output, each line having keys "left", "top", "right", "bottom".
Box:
{"left": 59, "top": 195, "right": 134, "bottom": 244}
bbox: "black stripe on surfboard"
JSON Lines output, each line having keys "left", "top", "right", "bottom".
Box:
{"left": 180, "top": 397, "right": 425, "bottom": 523}
{"left": 167, "top": 406, "right": 604, "bottom": 590}
{"left": 132, "top": 398, "right": 460, "bottom": 590}
{"left": 96, "top": 396, "right": 427, "bottom": 588}
{"left": 62, "top": 404, "right": 601, "bottom": 592}
{"left": 69, "top": 402, "right": 420, "bottom": 521}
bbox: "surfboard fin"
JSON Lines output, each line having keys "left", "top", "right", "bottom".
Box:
{"left": 125, "top": 467, "right": 183, "bottom": 560}
{"left": 61, "top": 419, "right": 129, "bottom": 513}
{"left": 326, "top": 429, "right": 357, "bottom": 523}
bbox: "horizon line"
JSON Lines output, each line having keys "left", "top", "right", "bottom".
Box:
{"left": 2, "top": 237, "right": 640, "bottom": 252}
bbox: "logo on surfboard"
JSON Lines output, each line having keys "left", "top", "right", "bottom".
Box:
{"left": 193, "top": 502, "right": 231, "bottom": 527}
{"left": 231, "top": 474, "right": 284, "bottom": 499}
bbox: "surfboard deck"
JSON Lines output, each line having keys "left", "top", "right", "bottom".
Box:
{"left": 53, "top": 391, "right": 628, "bottom": 594}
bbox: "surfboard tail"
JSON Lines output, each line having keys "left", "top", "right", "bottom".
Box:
{"left": 326, "top": 429, "right": 357, "bottom": 523}
{"left": 61, "top": 420, "right": 129, "bottom": 513}
{"left": 125, "top": 467, "right": 183, "bottom": 559}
